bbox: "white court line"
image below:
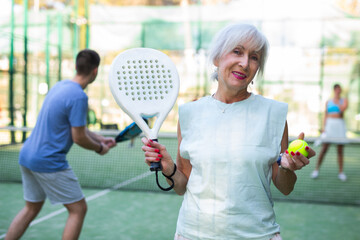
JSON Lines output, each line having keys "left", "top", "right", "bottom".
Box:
{"left": 0, "top": 171, "right": 152, "bottom": 239}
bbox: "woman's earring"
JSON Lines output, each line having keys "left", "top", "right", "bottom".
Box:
{"left": 251, "top": 81, "right": 254, "bottom": 85}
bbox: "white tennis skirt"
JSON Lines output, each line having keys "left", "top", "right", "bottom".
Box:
{"left": 320, "top": 118, "right": 348, "bottom": 144}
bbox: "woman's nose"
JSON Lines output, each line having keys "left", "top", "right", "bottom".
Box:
{"left": 238, "top": 55, "right": 249, "bottom": 70}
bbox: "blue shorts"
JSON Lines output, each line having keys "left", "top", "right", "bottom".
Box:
{"left": 20, "top": 166, "right": 85, "bottom": 205}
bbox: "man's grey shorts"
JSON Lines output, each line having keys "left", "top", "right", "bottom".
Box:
{"left": 20, "top": 166, "right": 85, "bottom": 205}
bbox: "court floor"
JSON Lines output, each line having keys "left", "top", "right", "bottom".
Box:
{"left": 1, "top": 182, "right": 359, "bottom": 240}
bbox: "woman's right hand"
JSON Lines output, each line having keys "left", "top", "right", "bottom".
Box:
{"left": 141, "top": 137, "right": 175, "bottom": 176}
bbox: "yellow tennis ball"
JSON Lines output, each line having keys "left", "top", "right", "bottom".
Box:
{"left": 288, "top": 139, "right": 309, "bottom": 157}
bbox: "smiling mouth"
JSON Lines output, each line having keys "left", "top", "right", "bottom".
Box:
{"left": 232, "top": 71, "right": 246, "bottom": 80}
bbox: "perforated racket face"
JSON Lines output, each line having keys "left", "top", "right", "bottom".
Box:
{"left": 109, "top": 48, "right": 180, "bottom": 139}
{"left": 115, "top": 59, "right": 175, "bottom": 102}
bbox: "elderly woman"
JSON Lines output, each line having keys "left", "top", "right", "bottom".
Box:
{"left": 142, "top": 23, "right": 316, "bottom": 240}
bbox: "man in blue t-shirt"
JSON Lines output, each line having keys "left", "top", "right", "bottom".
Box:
{"left": 5, "top": 49, "right": 116, "bottom": 240}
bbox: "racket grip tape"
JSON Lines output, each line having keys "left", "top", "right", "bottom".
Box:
{"left": 149, "top": 139, "right": 162, "bottom": 172}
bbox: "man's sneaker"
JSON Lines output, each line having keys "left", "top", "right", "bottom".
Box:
{"left": 338, "top": 172, "right": 347, "bottom": 181}
{"left": 311, "top": 170, "right": 319, "bottom": 179}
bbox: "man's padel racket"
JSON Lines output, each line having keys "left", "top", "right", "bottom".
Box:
{"left": 115, "top": 119, "right": 148, "bottom": 143}
{"left": 109, "top": 48, "right": 180, "bottom": 191}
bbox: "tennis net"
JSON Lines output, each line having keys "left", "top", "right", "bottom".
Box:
{"left": 1, "top": 127, "right": 359, "bottom": 205}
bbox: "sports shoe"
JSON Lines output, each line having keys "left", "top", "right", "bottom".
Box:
{"left": 338, "top": 172, "right": 347, "bottom": 181}
{"left": 311, "top": 170, "right": 319, "bottom": 179}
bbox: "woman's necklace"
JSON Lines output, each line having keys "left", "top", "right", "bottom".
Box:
{"left": 212, "top": 92, "right": 251, "bottom": 113}
{"left": 211, "top": 93, "right": 233, "bottom": 113}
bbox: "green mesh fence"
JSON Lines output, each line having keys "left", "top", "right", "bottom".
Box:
{"left": 1, "top": 127, "right": 359, "bottom": 205}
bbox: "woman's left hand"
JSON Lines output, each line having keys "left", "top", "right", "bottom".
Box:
{"left": 280, "top": 133, "right": 316, "bottom": 171}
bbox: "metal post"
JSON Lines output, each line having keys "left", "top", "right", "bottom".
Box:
{"left": 141, "top": 23, "right": 146, "bottom": 48}
{"left": 46, "top": 14, "right": 50, "bottom": 89}
{"left": 9, "top": 0, "right": 15, "bottom": 143}
{"left": 57, "top": 13, "right": 62, "bottom": 82}
{"left": 85, "top": 0, "right": 89, "bottom": 48}
{"left": 73, "top": 0, "right": 79, "bottom": 58}
{"left": 78, "top": 0, "right": 86, "bottom": 49}
{"left": 319, "top": 21, "right": 325, "bottom": 133}
{"left": 23, "top": 0, "right": 28, "bottom": 142}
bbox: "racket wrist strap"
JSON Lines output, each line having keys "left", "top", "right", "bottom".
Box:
{"left": 155, "top": 163, "right": 176, "bottom": 192}
{"left": 162, "top": 163, "right": 177, "bottom": 179}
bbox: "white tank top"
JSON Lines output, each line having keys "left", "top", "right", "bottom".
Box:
{"left": 177, "top": 94, "right": 288, "bottom": 240}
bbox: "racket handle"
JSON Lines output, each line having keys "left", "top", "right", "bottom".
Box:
{"left": 150, "top": 162, "right": 162, "bottom": 171}
{"left": 149, "top": 139, "right": 162, "bottom": 172}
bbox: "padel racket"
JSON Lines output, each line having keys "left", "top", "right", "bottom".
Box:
{"left": 109, "top": 48, "right": 180, "bottom": 190}
{"left": 115, "top": 119, "right": 148, "bottom": 143}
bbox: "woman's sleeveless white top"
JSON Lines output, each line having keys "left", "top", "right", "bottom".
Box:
{"left": 177, "top": 94, "right": 288, "bottom": 240}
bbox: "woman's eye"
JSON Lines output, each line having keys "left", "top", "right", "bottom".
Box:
{"left": 233, "top": 49, "right": 241, "bottom": 55}
{"left": 251, "top": 55, "right": 259, "bottom": 61}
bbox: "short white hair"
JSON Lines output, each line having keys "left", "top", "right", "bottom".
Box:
{"left": 208, "top": 23, "right": 269, "bottom": 80}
